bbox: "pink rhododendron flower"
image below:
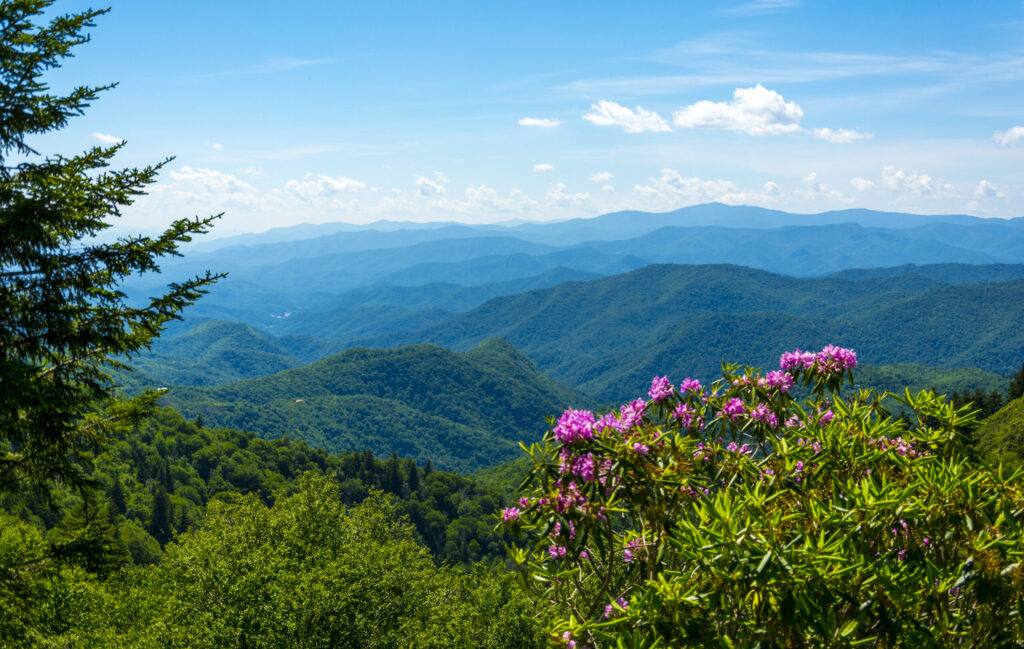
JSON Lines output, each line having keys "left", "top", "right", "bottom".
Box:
{"left": 815, "top": 344, "right": 857, "bottom": 373}
{"left": 679, "top": 377, "right": 703, "bottom": 393}
{"left": 553, "top": 409, "right": 596, "bottom": 444}
{"left": 673, "top": 402, "right": 694, "bottom": 427}
{"left": 615, "top": 398, "right": 646, "bottom": 432}
{"left": 750, "top": 403, "right": 779, "bottom": 427}
{"left": 720, "top": 398, "right": 745, "bottom": 421}
{"left": 648, "top": 375, "right": 673, "bottom": 402}
{"left": 501, "top": 507, "right": 520, "bottom": 522}
{"left": 780, "top": 348, "right": 816, "bottom": 370}
{"left": 765, "top": 369, "right": 794, "bottom": 392}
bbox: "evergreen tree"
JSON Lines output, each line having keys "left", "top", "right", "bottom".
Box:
{"left": 108, "top": 475, "right": 126, "bottom": 515}
{"left": 49, "top": 488, "right": 128, "bottom": 574}
{"left": 384, "top": 451, "right": 402, "bottom": 494}
{"left": 1009, "top": 362, "right": 1024, "bottom": 402}
{"left": 405, "top": 458, "right": 420, "bottom": 494}
{"left": 0, "top": 1, "right": 222, "bottom": 498}
{"left": 149, "top": 485, "right": 173, "bottom": 545}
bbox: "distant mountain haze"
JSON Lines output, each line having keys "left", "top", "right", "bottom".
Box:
{"left": 127, "top": 204, "right": 1024, "bottom": 331}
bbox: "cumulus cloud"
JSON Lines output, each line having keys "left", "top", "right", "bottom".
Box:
{"left": 134, "top": 166, "right": 267, "bottom": 228}
{"left": 672, "top": 84, "right": 803, "bottom": 135}
{"left": 633, "top": 168, "right": 739, "bottom": 205}
{"left": 91, "top": 132, "right": 123, "bottom": 144}
{"left": 850, "top": 177, "right": 874, "bottom": 191}
{"left": 414, "top": 173, "right": 449, "bottom": 197}
{"left": 882, "top": 166, "right": 956, "bottom": 197}
{"left": 518, "top": 117, "right": 561, "bottom": 128}
{"left": 169, "top": 166, "right": 258, "bottom": 197}
{"left": 533, "top": 163, "right": 554, "bottom": 172}
{"left": 798, "top": 172, "right": 852, "bottom": 203}
{"left": 631, "top": 169, "right": 787, "bottom": 208}
{"left": 974, "top": 180, "right": 1005, "bottom": 198}
{"left": 545, "top": 182, "right": 591, "bottom": 206}
{"left": 583, "top": 100, "right": 672, "bottom": 133}
{"left": 812, "top": 127, "right": 874, "bottom": 143}
{"left": 591, "top": 171, "right": 614, "bottom": 183}
{"left": 445, "top": 185, "right": 538, "bottom": 213}
{"left": 994, "top": 126, "right": 1024, "bottom": 146}
{"left": 286, "top": 173, "right": 366, "bottom": 200}
{"left": 602, "top": 185, "right": 615, "bottom": 192}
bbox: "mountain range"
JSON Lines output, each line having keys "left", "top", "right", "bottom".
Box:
{"left": 110, "top": 203, "right": 1024, "bottom": 472}
{"left": 129, "top": 204, "right": 1024, "bottom": 331}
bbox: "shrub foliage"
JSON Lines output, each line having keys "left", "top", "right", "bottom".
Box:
{"left": 506, "top": 346, "right": 1024, "bottom": 648}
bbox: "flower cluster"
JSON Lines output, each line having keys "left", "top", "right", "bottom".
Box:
{"left": 553, "top": 409, "right": 596, "bottom": 444}
{"left": 780, "top": 345, "right": 857, "bottom": 374}
{"left": 503, "top": 343, "right": 1021, "bottom": 648}
{"left": 720, "top": 398, "right": 745, "bottom": 421}
{"left": 648, "top": 375, "right": 673, "bottom": 402}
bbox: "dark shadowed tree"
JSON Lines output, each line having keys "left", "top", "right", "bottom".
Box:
{"left": 0, "top": 1, "right": 222, "bottom": 498}
{"left": 1009, "top": 362, "right": 1024, "bottom": 403}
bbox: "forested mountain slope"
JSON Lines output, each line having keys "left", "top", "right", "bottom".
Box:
{"left": 0, "top": 408, "right": 515, "bottom": 567}
{"left": 159, "top": 340, "right": 591, "bottom": 472}
{"left": 976, "top": 396, "right": 1024, "bottom": 469}
{"left": 369, "top": 265, "right": 1024, "bottom": 400}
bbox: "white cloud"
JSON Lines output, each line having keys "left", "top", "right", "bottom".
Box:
{"left": 812, "top": 127, "right": 874, "bottom": 143}
{"left": 882, "top": 166, "right": 956, "bottom": 197}
{"left": 850, "top": 177, "right": 875, "bottom": 191}
{"left": 545, "top": 182, "right": 591, "bottom": 206}
{"left": 631, "top": 169, "right": 788, "bottom": 208}
{"left": 435, "top": 185, "right": 538, "bottom": 213}
{"left": 414, "top": 173, "right": 448, "bottom": 197}
{"left": 798, "top": 172, "right": 852, "bottom": 202}
{"left": 633, "top": 168, "right": 739, "bottom": 206}
{"left": 533, "top": 163, "right": 554, "bottom": 172}
{"left": 974, "top": 180, "right": 1005, "bottom": 198}
{"left": 518, "top": 117, "right": 561, "bottom": 128}
{"left": 601, "top": 185, "right": 615, "bottom": 193}
{"left": 169, "top": 166, "right": 257, "bottom": 197}
{"left": 241, "top": 167, "right": 264, "bottom": 177}
{"left": 994, "top": 126, "right": 1024, "bottom": 146}
{"left": 91, "top": 132, "right": 123, "bottom": 145}
{"left": 210, "top": 142, "right": 223, "bottom": 150}
{"left": 591, "top": 171, "right": 614, "bottom": 183}
{"left": 286, "top": 173, "right": 366, "bottom": 200}
{"left": 672, "top": 84, "right": 803, "bottom": 135}
{"left": 135, "top": 166, "right": 266, "bottom": 226}
{"left": 583, "top": 100, "right": 672, "bottom": 133}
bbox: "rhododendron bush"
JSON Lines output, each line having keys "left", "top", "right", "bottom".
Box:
{"left": 503, "top": 346, "right": 1024, "bottom": 648}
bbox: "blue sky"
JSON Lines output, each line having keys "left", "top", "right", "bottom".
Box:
{"left": 40, "top": 0, "right": 1024, "bottom": 235}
